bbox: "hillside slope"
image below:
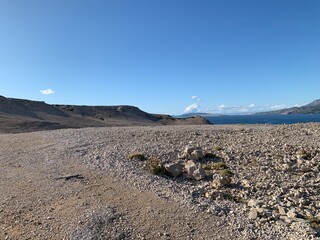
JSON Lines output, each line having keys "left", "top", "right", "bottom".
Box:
{"left": 0, "top": 96, "right": 210, "bottom": 133}
{"left": 257, "top": 99, "right": 320, "bottom": 115}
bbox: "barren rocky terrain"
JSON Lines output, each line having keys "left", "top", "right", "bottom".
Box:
{"left": 0, "top": 96, "right": 210, "bottom": 133}
{"left": 1, "top": 123, "right": 320, "bottom": 239}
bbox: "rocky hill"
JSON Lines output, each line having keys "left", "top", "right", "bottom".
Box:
{"left": 0, "top": 96, "right": 210, "bottom": 133}
{"left": 257, "top": 99, "right": 320, "bottom": 115}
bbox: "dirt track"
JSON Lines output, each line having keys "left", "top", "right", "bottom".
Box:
{"left": 0, "top": 129, "right": 234, "bottom": 240}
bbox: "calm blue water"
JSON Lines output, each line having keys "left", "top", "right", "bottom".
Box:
{"left": 206, "top": 114, "right": 320, "bottom": 125}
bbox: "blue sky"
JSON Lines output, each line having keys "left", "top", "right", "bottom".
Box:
{"left": 1, "top": 0, "right": 319, "bottom": 114}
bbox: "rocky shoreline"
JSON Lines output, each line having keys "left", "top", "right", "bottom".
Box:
{"left": 1, "top": 123, "right": 320, "bottom": 239}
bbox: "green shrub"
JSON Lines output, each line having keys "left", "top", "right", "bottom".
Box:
{"left": 202, "top": 164, "right": 212, "bottom": 170}
{"left": 146, "top": 157, "right": 164, "bottom": 175}
{"left": 128, "top": 153, "right": 146, "bottom": 161}
{"left": 219, "top": 169, "right": 234, "bottom": 177}
{"left": 202, "top": 162, "right": 228, "bottom": 171}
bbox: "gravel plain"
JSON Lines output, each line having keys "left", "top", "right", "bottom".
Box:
{"left": 1, "top": 123, "right": 320, "bottom": 239}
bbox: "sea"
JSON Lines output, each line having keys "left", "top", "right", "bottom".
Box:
{"left": 205, "top": 114, "right": 320, "bottom": 125}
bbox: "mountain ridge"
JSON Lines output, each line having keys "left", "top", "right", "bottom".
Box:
{"left": 0, "top": 96, "right": 210, "bottom": 133}
{"left": 256, "top": 99, "right": 320, "bottom": 115}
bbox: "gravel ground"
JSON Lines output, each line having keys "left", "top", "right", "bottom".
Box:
{"left": 1, "top": 123, "right": 320, "bottom": 239}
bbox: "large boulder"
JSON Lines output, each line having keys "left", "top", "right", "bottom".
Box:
{"left": 248, "top": 208, "right": 258, "bottom": 220}
{"left": 179, "top": 145, "right": 204, "bottom": 161}
{"left": 164, "top": 161, "right": 183, "bottom": 177}
{"left": 184, "top": 145, "right": 201, "bottom": 155}
{"left": 184, "top": 160, "right": 206, "bottom": 180}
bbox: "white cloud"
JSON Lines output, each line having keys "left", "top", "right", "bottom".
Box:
{"left": 208, "top": 103, "right": 289, "bottom": 114}
{"left": 270, "top": 104, "right": 286, "bottom": 110}
{"left": 217, "top": 104, "right": 225, "bottom": 110}
{"left": 191, "top": 96, "right": 200, "bottom": 101}
{"left": 185, "top": 100, "right": 293, "bottom": 115}
{"left": 40, "top": 89, "right": 55, "bottom": 95}
{"left": 184, "top": 103, "right": 200, "bottom": 113}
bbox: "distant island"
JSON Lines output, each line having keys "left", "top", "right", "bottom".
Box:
{"left": 177, "top": 113, "right": 222, "bottom": 118}
{"left": 178, "top": 99, "right": 320, "bottom": 117}
{"left": 256, "top": 99, "right": 320, "bottom": 115}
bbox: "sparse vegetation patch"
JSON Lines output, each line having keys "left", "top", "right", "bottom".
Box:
{"left": 219, "top": 169, "right": 234, "bottom": 177}
{"left": 128, "top": 153, "right": 146, "bottom": 161}
{"left": 213, "top": 146, "right": 224, "bottom": 151}
{"left": 146, "top": 157, "right": 164, "bottom": 175}
{"left": 202, "top": 162, "right": 228, "bottom": 171}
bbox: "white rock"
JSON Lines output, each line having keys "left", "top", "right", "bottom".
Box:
{"left": 184, "top": 146, "right": 200, "bottom": 155}
{"left": 248, "top": 209, "right": 258, "bottom": 220}
{"left": 248, "top": 199, "right": 258, "bottom": 207}
{"left": 184, "top": 160, "right": 205, "bottom": 180}
{"left": 278, "top": 206, "right": 286, "bottom": 216}
{"left": 287, "top": 209, "right": 297, "bottom": 218}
